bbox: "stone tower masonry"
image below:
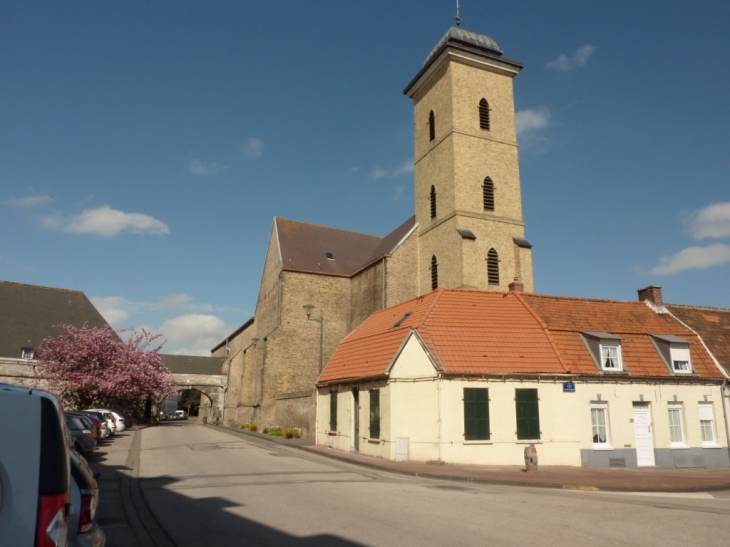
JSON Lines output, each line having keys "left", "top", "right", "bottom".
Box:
{"left": 404, "top": 27, "right": 534, "bottom": 294}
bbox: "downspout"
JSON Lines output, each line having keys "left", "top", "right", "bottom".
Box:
{"left": 437, "top": 371, "right": 443, "bottom": 462}
{"left": 719, "top": 378, "right": 730, "bottom": 462}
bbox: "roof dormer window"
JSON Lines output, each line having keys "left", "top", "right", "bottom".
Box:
{"left": 650, "top": 335, "right": 693, "bottom": 375}
{"left": 325, "top": 252, "right": 335, "bottom": 260}
{"left": 600, "top": 341, "right": 623, "bottom": 371}
{"left": 580, "top": 332, "right": 624, "bottom": 373}
{"left": 21, "top": 347, "right": 35, "bottom": 359}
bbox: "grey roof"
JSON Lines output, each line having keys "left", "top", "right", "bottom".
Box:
{"left": 651, "top": 334, "right": 691, "bottom": 344}
{"left": 581, "top": 331, "right": 622, "bottom": 340}
{"left": 513, "top": 237, "right": 533, "bottom": 249}
{"left": 160, "top": 354, "right": 225, "bottom": 375}
{"left": 456, "top": 228, "right": 477, "bottom": 240}
{"left": 423, "top": 26, "right": 503, "bottom": 67}
{"left": 0, "top": 281, "right": 110, "bottom": 359}
{"left": 277, "top": 216, "right": 417, "bottom": 277}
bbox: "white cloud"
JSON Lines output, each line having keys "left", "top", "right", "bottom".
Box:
{"left": 189, "top": 159, "right": 228, "bottom": 176}
{"left": 367, "top": 167, "right": 387, "bottom": 181}
{"left": 687, "top": 202, "right": 730, "bottom": 239}
{"left": 546, "top": 45, "right": 597, "bottom": 72}
{"left": 43, "top": 205, "right": 169, "bottom": 237}
{"left": 241, "top": 137, "right": 264, "bottom": 159}
{"left": 650, "top": 243, "right": 730, "bottom": 275}
{"left": 392, "top": 159, "right": 414, "bottom": 176}
{"left": 1, "top": 194, "right": 53, "bottom": 207}
{"left": 158, "top": 314, "right": 231, "bottom": 356}
{"left": 366, "top": 159, "right": 413, "bottom": 181}
{"left": 516, "top": 106, "right": 551, "bottom": 135}
{"left": 91, "top": 296, "right": 130, "bottom": 326}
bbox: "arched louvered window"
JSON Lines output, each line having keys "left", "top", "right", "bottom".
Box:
{"left": 479, "top": 99, "right": 490, "bottom": 130}
{"left": 487, "top": 248, "right": 499, "bottom": 285}
{"left": 429, "top": 110, "right": 435, "bottom": 141}
{"left": 483, "top": 177, "right": 494, "bottom": 211}
{"left": 431, "top": 255, "right": 439, "bottom": 290}
{"left": 430, "top": 185, "right": 437, "bottom": 219}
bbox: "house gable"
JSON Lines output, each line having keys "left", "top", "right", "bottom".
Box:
{"left": 388, "top": 331, "right": 439, "bottom": 380}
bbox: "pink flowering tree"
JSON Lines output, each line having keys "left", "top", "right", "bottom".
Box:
{"left": 34, "top": 324, "right": 175, "bottom": 418}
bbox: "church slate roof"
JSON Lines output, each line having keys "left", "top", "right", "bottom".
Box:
{"left": 0, "top": 280, "right": 109, "bottom": 359}
{"left": 276, "top": 216, "right": 416, "bottom": 277}
{"left": 160, "top": 354, "right": 226, "bottom": 375}
{"left": 319, "top": 289, "right": 725, "bottom": 384}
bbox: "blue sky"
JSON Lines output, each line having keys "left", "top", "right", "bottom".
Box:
{"left": 2, "top": 1, "right": 729, "bottom": 355}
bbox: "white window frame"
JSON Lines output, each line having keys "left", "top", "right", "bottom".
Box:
{"left": 698, "top": 403, "right": 718, "bottom": 447}
{"left": 590, "top": 403, "right": 612, "bottom": 450}
{"left": 667, "top": 404, "right": 688, "bottom": 449}
{"left": 670, "top": 344, "right": 692, "bottom": 374}
{"left": 21, "top": 347, "right": 35, "bottom": 359}
{"left": 599, "top": 341, "right": 623, "bottom": 371}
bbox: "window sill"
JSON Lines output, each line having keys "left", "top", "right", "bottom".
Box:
{"left": 592, "top": 445, "right": 614, "bottom": 451}
{"left": 516, "top": 440, "right": 542, "bottom": 444}
{"left": 670, "top": 443, "right": 690, "bottom": 450}
{"left": 463, "top": 440, "right": 493, "bottom": 445}
{"left": 367, "top": 438, "right": 383, "bottom": 445}
{"left": 702, "top": 443, "right": 722, "bottom": 449}
{"left": 327, "top": 431, "right": 338, "bottom": 436}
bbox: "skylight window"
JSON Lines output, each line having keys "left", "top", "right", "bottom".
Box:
{"left": 326, "top": 252, "right": 334, "bottom": 260}
{"left": 393, "top": 312, "right": 412, "bottom": 328}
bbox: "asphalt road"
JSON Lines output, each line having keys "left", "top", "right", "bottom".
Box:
{"left": 91, "top": 421, "right": 730, "bottom": 547}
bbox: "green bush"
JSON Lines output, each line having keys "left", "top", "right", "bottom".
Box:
{"left": 263, "top": 427, "right": 284, "bottom": 436}
{"left": 245, "top": 423, "right": 257, "bottom": 431}
{"left": 284, "top": 428, "right": 301, "bottom": 439}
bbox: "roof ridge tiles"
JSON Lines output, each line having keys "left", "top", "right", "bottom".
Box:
{"left": 0, "top": 280, "right": 82, "bottom": 294}
{"left": 275, "top": 217, "right": 382, "bottom": 239}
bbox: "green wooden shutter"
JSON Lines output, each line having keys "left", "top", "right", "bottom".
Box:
{"left": 464, "top": 388, "right": 490, "bottom": 440}
{"left": 515, "top": 389, "right": 540, "bottom": 440}
{"left": 369, "top": 389, "right": 380, "bottom": 439}
{"left": 330, "top": 391, "right": 337, "bottom": 431}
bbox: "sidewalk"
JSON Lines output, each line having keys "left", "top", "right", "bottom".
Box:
{"left": 219, "top": 426, "right": 730, "bottom": 493}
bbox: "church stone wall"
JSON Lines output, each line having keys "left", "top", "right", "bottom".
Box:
{"left": 256, "top": 271, "right": 350, "bottom": 432}
{"left": 255, "top": 225, "right": 283, "bottom": 340}
{"left": 413, "top": 62, "right": 452, "bottom": 162}
{"left": 385, "top": 229, "right": 420, "bottom": 304}
{"left": 350, "top": 260, "right": 385, "bottom": 331}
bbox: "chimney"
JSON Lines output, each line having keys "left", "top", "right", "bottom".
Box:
{"left": 638, "top": 286, "right": 662, "bottom": 307}
{"left": 509, "top": 278, "right": 524, "bottom": 293}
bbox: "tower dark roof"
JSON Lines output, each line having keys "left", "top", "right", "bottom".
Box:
{"left": 423, "top": 26, "right": 503, "bottom": 67}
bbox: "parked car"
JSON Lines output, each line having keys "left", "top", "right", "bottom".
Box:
{"left": 84, "top": 410, "right": 117, "bottom": 436}
{"left": 66, "top": 414, "right": 97, "bottom": 454}
{"left": 68, "top": 411, "right": 104, "bottom": 440}
{"left": 86, "top": 408, "right": 126, "bottom": 433}
{"left": 69, "top": 449, "right": 106, "bottom": 547}
{"left": 0, "top": 383, "right": 71, "bottom": 547}
{"left": 174, "top": 409, "right": 188, "bottom": 420}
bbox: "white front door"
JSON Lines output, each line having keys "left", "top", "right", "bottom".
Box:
{"left": 633, "top": 404, "right": 655, "bottom": 466}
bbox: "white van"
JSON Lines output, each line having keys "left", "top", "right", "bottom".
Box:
{"left": 174, "top": 410, "right": 187, "bottom": 420}
{"left": 0, "top": 383, "right": 71, "bottom": 547}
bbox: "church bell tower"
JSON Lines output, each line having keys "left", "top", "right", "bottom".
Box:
{"left": 404, "top": 27, "right": 534, "bottom": 294}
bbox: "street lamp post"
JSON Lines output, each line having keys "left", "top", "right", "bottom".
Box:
{"left": 303, "top": 304, "right": 324, "bottom": 373}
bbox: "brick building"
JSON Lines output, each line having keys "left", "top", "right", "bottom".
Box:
{"left": 214, "top": 26, "right": 535, "bottom": 435}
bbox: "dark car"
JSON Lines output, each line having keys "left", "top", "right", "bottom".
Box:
{"left": 69, "top": 449, "right": 106, "bottom": 546}
{"left": 66, "top": 414, "right": 97, "bottom": 454}
{"left": 68, "top": 411, "right": 103, "bottom": 441}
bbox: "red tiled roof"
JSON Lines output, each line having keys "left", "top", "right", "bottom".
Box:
{"left": 520, "top": 294, "right": 724, "bottom": 378}
{"left": 319, "top": 289, "right": 566, "bottom": 382}
{"left": 319, "top": 290, "right": 726, "bottom": 384}
{"left": 666, "top": 305, "right": 730, "bottom": 375}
